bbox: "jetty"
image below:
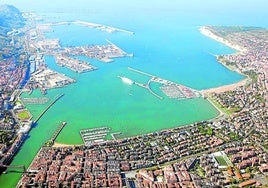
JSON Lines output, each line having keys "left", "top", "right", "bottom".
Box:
{"left": 133, "top": 80, "right": 163, "bottom": 100}
{"left": 41, "top": 20, "right": 134, "bottom": 35}
{"left": 128, "top": 67, "right": 154, "bottom": 77}
{"left": 127, "top": 67, "right": 201, "bottom": 100}
{"left": 0, "top": 164, "right": 26, "bottom": 174}
{"left": 111, "top": 132, "right": 121, "bottom": 140}
{"left": 34, "top": 94, "right": 64, "bottom": 124}
{"left": 74, "top": 20, "right": 134, "bottom": 35}
{"left": 50, "top": 122, "right": 67, "bottom": 143}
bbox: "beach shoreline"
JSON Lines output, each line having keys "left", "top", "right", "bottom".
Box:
{"left": 199, "top": 26, "right": 250, "bottom": 94}
{"left": 52, "top": 142, "right": 81, "bottom": 148}
{"left": 200, "top": 78, "right": 249, "bottom": 94}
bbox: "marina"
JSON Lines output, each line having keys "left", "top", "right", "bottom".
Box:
{"left": 80, "top": 127, "right": 110, "bottom": 146}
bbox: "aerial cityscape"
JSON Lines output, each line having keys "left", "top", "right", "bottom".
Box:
{"left": 0, "top": 0, "right": 268, "bottom": 187}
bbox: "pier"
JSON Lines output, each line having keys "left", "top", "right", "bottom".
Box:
{"left": 127, "top": 67, "right": 201, "bottom": 100}
{"left": 111, "top": 132, "right": 121, "bottom": 140}
{"left": 50, "top": 122, "right": 67, "bottom": 143}
{"left": 43, "top": 121, "right": 67, "bottom": 147}
{"left": 44, "top": 20, "right": 134, "bottom": 35}
{"left": 128, "top": 67, "right": 154, "bottom": 77}
{"left": 34, "top": 94, "right": 64, "bottom": 124}
{"left": 133, "top": 80, "right": 163, "bottom": 100}
{"left": 0, "top": 164, "right": 26, "bottom": 174}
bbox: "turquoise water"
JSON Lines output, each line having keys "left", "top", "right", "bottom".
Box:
{"left": 1, "top": 0, "right": 268, "bottom": 187}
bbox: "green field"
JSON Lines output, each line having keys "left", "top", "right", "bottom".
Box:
{"left": 215, "top": 156, "right": 228, "bottom": 166}
{"left": 17, "top": 110, "right": 31, "bottom": 120}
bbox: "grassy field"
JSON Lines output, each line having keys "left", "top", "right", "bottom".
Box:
{"left": 215, "top": 156, "right": 228, "bottom": 166}
{"left": 17, "top": 110, "right": 31, "bottom": 120}
{"left": 208, "top": 95, "right": 240, "bottom": 115}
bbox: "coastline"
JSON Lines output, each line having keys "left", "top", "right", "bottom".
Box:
{"left": 199, "top": 26, "right": 247, "bottom": 53}
{"left": 200, "top": 78, "right": 249, "bottom": 94}
{"left": 199, "top": 26, "right": 250, "bottom": 94}
{"left": 52, "top": 142, "right": 81, "bottom": 148}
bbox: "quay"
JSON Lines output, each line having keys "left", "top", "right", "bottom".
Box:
{"left": 34, "top": 94, "right": 64, "bottom": 124}
{"left": 106, "top": 39, "right": 128, "bottom": 55}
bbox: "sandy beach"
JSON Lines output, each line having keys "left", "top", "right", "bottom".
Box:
{"left": 52, "top": 142, "right": 81, "bottom": 148}
{"left": 199, "top": 26, "right": 250, "bottom": 94}
{"left": 200, "top": 78, "right": 249, "bottom": 94}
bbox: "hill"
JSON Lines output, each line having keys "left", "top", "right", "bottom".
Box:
{"left": 0, "top": 4, "right": 25, "bottom": 34}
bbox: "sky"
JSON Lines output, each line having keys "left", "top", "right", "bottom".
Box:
{"left": 1, "top": 0, "right": 268, "bottom": 13}
{"left": 1, "top": 0, "right": 268, "bottom": 27}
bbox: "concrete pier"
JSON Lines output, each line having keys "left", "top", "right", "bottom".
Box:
{"left": 127, "top": 67, "right": 201, "bottom": 100}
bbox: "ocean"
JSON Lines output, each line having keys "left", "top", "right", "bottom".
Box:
{"left": 1, "top": 0, "right": 267, "bottom": 187}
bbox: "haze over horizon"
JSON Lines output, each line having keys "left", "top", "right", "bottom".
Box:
{"left": 1, "top": 0, "right": 268, "bottom": 27}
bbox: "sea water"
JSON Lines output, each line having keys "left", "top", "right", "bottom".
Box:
{"left": 1, "top": 0, "right": 267, "bottom": 187}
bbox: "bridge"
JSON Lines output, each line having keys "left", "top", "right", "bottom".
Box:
{"left": 33, "top": 94, "right": 64, "bottom": 124}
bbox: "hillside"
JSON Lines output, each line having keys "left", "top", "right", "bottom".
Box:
{"left": 0, "top": 4, "right": 25, "bottom": 34}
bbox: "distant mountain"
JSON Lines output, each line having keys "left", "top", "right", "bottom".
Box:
{"left": 0, "top": 4, "right": 25, "bottom": 34}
